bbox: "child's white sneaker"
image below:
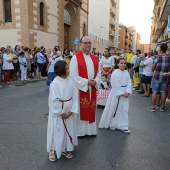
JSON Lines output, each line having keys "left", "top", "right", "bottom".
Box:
{"left": 123, "top": 130, "right": 131, "bottom": 134}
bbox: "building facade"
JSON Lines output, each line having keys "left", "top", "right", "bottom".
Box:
{"left": 140, "top": 44, "right": 150, "bottom": 53}
{"left": 150, "top": 0, "right": 170, "bottom": 51}
{"left": 0, "top": 0, "right": 88, "bottom": 51}
{"left": 88, "top": 0, "right": 120, "bottom": 53}
{"left": 118, "top": 24, "right": 140, "bottom": 52}
{"left": 136, "top": 33, "right": 141, "bottom": 50}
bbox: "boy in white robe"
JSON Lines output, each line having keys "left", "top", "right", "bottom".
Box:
{"left": 47, "top": 60, "right": 78, "bottom": 162}
{"left": 99, "top": 58, "right": 132, "bottom": 133}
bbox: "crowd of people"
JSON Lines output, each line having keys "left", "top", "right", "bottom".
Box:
{"left": 1, "top": 37, "right": 170, "bottom": 163}
{"left": 0, "top": 45, "right": 74, "bottom": 87}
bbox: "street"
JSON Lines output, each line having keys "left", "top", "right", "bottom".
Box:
{"left": 0, "top": 81, "right": 170, "bottom": 170}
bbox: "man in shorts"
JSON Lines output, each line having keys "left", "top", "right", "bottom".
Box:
{"left": 141, "top": 51, "right": 153, "bottom": 96}
{"left": 148, "top": 43, "right": 170, "bottom": 112}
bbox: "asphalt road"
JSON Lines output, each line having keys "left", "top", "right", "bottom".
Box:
{"left": 0, "top": 81, "right": 170, "bottom": 170}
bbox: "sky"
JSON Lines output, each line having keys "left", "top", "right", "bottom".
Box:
{"left": 119, "top": 0, "right": 154, "bottom": 44}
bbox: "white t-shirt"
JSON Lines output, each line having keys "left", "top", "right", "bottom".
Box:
{"left": 100, "top": 56, "right": 115, "bottom": 68}
{"left": 143, "top": 57, "right": 153, "bottom": 76}
{"left": 131, "top": 55, "right": 137, "bottom": 64}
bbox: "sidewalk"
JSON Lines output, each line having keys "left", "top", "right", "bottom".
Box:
{"left": 0, "top": 76, "right": 47, "bottom": 87}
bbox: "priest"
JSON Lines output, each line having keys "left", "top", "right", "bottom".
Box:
{"left": 69, "top": 36, "right": 101, "bottom": 138}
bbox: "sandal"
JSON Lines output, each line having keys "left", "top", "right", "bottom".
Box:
{"left": 49, "top": 151, "right": 56, "bottom": 162}
{"left": 61, "top": 152, "right": 73, "bottom": 159}
{"left": 143, "top": 93, "right": 149, "bottom": 97}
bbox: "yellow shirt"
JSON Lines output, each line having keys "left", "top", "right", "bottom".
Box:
{"left": 10, "top": 53, "right": 18, "bottom": 64}
{"left": 125, "top": 53, "right": 133, "bottom": 63}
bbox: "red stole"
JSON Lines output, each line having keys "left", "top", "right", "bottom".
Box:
{"left": 75, "top": 51, "right": 99, "bottom": 123}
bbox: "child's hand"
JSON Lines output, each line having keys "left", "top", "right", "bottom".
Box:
{"left": 123, "top": 93, "right": 129, "bottom": 98}
{"left": 68, "top": 112, "right": 72, "bottom": 117}
{"left": 61, "top": 113, "right": 69, "bottom": 119}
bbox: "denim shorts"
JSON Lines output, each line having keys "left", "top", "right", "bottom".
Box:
{"left": 151, "top": 77, "right": 167, "bottom": 93}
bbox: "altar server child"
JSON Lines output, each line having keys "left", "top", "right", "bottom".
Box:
{"left": 47, "top": 60, "right": 78, "bottom": 162}
{"left": 99, "top": 58, "right": 132, "bottom": 133}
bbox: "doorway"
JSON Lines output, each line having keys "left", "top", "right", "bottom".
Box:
{"left": 64, "top": 24, "right": 70, "bottom": 50}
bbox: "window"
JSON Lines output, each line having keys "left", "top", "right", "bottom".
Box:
{"left": 4, "top": 0, "right": 12, "bottom": 22}
{"left": 64, "top": 9, "right": 71, "bottom": 22}
{"left": 40, "top": 2, "right": 44, "bottom": 26}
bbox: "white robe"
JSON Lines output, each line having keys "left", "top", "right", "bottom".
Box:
{"left": 69, "top": 53, "right": 101, "bottom": 136}
{"left": 47, "top": 76, "right": 78, "bottom": 159}
{"left": 99, "top": 69, "right": 132, "bottom": 130}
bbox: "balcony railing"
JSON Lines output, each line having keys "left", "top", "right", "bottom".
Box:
{"left": 154, "top": 21, "right": 162, "bottom": 35}
{"left": 109, "top": 18, "right": 116, "bottom": 26}
{"left": 110, "top": 7, "right": 116, "bottom": 16}
{"left": 125, "top": 39, "right": 129, "bottom": 44}
{"left": 109, "top": 30, "right": 115, "bottom": 36}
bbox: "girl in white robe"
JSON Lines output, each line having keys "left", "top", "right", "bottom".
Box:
{"left": 99, "top": 58, "right": 132, "bottom": 133}
{"left": 47, "top": 60, "right": 78, "bottom": 162}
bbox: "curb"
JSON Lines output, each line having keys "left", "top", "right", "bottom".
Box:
{"left": 0, "top": 77, "right": 46, "bottom": 88}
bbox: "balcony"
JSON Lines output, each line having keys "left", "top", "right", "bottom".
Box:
{"left": 125, "top": 39, "right": 129, "bottom": 44}
{"left": 109, "top": 18, "right": 116, "bottom": 26}
{"left": 110, "top": 7, "right": 116, "bottom": 16}
{"left": 111, "top": 0, "right": 116, "bottom": 5}
{"left": 152, "top": 34, "right": 159, "bottom": 43}
{"left": 109, "top": 38, "right": 114, "bottom": 47}
{"left": 109, "top": 30, "right": 115, "bottom": 37}
{"left": 154, "top": 21, "right": 162, "bottom": 35}
{"left": 109, "top": 43, "right": 114, "bottom": 47}
{"left": 129, "top": 41, "right": 132, "bottom": 46}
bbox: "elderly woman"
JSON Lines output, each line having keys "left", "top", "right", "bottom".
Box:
{"left": 2, "top": 48, "right": 14, "bottom": 83}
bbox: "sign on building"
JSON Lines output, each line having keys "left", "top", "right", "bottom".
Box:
{"left": 167, "top": 15, "right": 170, "bottom": 34}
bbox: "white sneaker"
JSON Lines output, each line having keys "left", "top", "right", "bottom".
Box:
{"left": 110, "top": 127, "right": 116, "bottom": 130}
{"left": 166, "top": 98, "right": 170, "bottom": 103}
{"left": 123, "top": 130, "right": 131, "bottom": 134}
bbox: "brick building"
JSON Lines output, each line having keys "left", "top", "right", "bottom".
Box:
{"left": 118, "top": 24, "right": 140, "bottom": 52}
{"left": 140, "top": 44, "right": 150, "bottom": 53}
{"left": 0, "top": 0, "right": 88, "bottom": 50}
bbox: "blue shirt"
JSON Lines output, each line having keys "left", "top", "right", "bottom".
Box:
{"left": 139, "top": 59, "right": 145, "bottom": 74}
{"left": 37, "top": 52, "right": 45, "bottom": 64}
